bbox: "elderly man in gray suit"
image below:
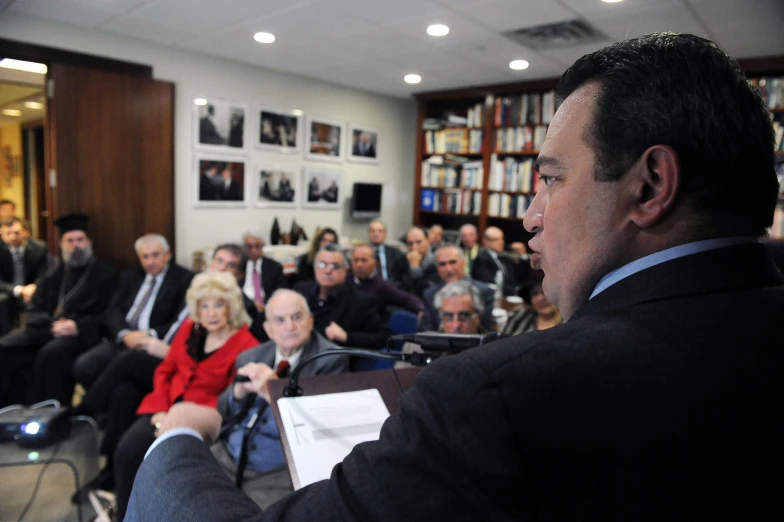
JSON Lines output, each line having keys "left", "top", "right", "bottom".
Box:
{"left": 213, "top": 289, "right": 349, "bottom": 508}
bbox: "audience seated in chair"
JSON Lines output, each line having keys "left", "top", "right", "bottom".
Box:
{"left": 388, "top": 227, "right": 438, "bottom": 297}
{"left": 347, "top": 244, "right": 423, "bottom": 321}
{"left": 239, "top": 232, "right": 287, "bottom": 316}
{"left": 112, "top": 271, "right": 258, "bottom": 520}
{"left": 70, "top": 243, "right": 261, "bottom": 498}
{"left": 419, "top": 245, "right": 494, "bottom": 333}
{"left": 0, "top": 217, "right": 49, "bottom": 335}
{"left": 459, "top": 224, "right": 480, "bottom": 276}
{"left": 367, "top": 219, "right": 402, "bottom": 281}
{"left": 503, "top": 281, "right": 563, "bottom": 336}
{"left": 72, "top": 234, "right": 193, "bottom": 389}
{"left": 295, "top": 228, "right": 338, "bottom": 283}
{"left": 427, "top": 224, "right": 445, "bottom": 254}
{"left": 471, "top": 227, "right": 531, "bottom": 297}
{"left": 215, "top": 289, "right": 349, "bottom": 508}
{"left": 0, "top": 213, "right": 117, "bottom": 407}
{"left": 293, "top": 243, "right": 390, "bottom": 349}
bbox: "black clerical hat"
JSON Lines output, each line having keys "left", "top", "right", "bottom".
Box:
{"left": 55, "top": 213, "right": 89, "bottom": 235}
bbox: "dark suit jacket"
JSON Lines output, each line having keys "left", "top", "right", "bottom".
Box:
{"left": 388, "top": 254, "right": 439, "bottom": 298}
{"left": 106, "top": 263, "right": 194, "bottom": 341}
{"left": 470, "top": 248, "right": 522, "bottom": 296}
{"left": 0, "top": 239, "right": 49, "bottom": 295}
{"left": 25, "top": 258, "right": 118, "bottom": 347}
{"left": 239, "top": 257, "right": 287, "bottom": 301}
{"left": 219, "top": 180, "right": 242, "bottom": 201}
{"left": 372, "top": 243, "right": 402, "bottom": 277}
{"left": 418, "top": 278, "right": 495, "bottom": 332}
{"left": 127, "top": 243, "right": 784, "bottom": 521}
{"left": 293, "top": 281, "right": 391, "bottom": 349}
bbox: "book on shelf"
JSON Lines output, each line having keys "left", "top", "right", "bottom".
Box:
{"left": 421, "top": 157, "right": 483, "bottom": 190}
{"left": 422, "top": 103, "right": 484, "bottom": 130}
{"left": 488, "top": 192, "right": 533, "bottom": 219}
{"left": 420, "top": 189, "right": 438, "bottom": 211}
{"left": 489, "top": 155, "right": 536, "bottom": 192}
{"left": 420, "top": 188, "right": 482, "bottom": 216}
{"left": 752, "top": 77, "right": 784, "bottom": 110}
{"left": 494, "top": 125, "right": 547, "bottom": 153}
{"left": 425, "top": 128, "right": 483, "bottom": 154}
{"left": 773, "top": 120, "right": 784, "bottom": 151}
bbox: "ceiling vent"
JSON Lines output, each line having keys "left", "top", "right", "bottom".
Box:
{"left": 504, "top": 19, "right": 608, "bottom": 50}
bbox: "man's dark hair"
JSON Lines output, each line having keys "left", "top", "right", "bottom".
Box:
{"left": 316, "top": 242, "right": 349, "bottom": 268}
{"left": 555, "top": 32, "right": 779, "bottom": 236}
{"left": 0, "top": 217, "right": 22, "bottom": 227}
{"left": 0, "top": 200, "right": 15, "bottom": 208}
{"left": 213, "top": 243, "right": 247, "bottom": 272}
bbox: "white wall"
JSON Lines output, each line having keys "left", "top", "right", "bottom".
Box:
{"left": 0, "top": 13, "right": 417, "bottom": 267}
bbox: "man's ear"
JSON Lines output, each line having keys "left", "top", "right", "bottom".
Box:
{"left": 628, "top": 145, "right": 680, "bottom": 229}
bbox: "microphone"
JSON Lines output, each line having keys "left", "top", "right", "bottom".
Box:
{"left": 387, "top": 332, "right": 505, "bottom": 354}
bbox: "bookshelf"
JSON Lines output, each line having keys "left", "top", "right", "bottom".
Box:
{"left": 412, "top": 58, "right": 784, "bottom": 244}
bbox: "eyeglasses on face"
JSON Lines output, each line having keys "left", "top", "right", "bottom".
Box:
{"left": 316, "top": 261, "right": 345, "bottom": 271}
{"left": 439, "top": 310, "right": 477, "bottom": 323}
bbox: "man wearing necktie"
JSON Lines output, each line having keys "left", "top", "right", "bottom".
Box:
{"left": 0, "top": 217, "right": 49, "bottom": 335}
{"left": 471, "top": 227, "right": 528, "bottom": 297}
{"left": 241, "top": 232, "right": 287, "bottom": 315}
{"left": 367, "top": 219, "right": 401, "bottom": 281}
{"left": 72, "top": 234, "right": 193, "bottom": 390}
{"left": 214, "top": 289, "right": 349, "bottom": 507}
{"left": 460, "top": 224, "right": 480, "bottom": 276}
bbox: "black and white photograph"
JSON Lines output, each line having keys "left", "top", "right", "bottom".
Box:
{"left": 194, "top": 154, "right": 248, "bottom": 207}
{"left": 193, "top": 96, "right": 248, "bottom": 153}
{"left": 257, "top": 108, "right": 302, "bottom": 154}
{"left": 256, "top": 164, "right": 298, "bottom": 208}
{"left": 305, "top": 116, "right": 344, "bottom": 162}
{"left": 348, "top": 124, "right": 380, "bottom": 164}
{"left": 302, "top": 167, "right": 343, "bottom": 209}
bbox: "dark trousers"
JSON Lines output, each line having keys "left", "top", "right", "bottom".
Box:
{"left": 115, "top": 414, "right": 156, "bottom": 521}
{"left": 0, "top": 328, "right": 85, "bottom": 406}
{"left": 72, "top": 340, "right": 122, "bottom": 389}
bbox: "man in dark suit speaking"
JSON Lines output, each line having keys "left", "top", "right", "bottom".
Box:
{"left": 127, "top": 34, "right": 784, "bottom": 521}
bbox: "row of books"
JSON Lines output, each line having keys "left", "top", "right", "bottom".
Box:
{"left": 420, "top": 188, "right": 482, "bottom": 215}
{"left": 494, "top": 91, "right": 555, "bottom": 127}
{"left": 422, "top": 103, "right": 485, "bottom": 130}
{"left": 424, "top": 128, "right": 483, "bottom": 154}
{"left": 421, "top": 161, "right": 484, "bottom": 189}
{"left": 495, "top": 125, "right": 547, "bottom": 154}
{"left": 487, "top": 193, "right": 533, "bottom": 219}
{"left": 488, "top": 156, "right": 541, "bottom": 193}
{"left": 751, "top": 77, "right": 784, "bottom": 110}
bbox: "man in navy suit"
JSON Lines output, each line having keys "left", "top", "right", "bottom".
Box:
{"left": 72, "top": 234, "right": 193, "bottom": 388}
{"left": 128, "top": 34, "right": 784, "bottom": 521}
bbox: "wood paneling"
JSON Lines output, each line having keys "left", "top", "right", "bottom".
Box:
{"left": 47, "top": 64, "right": 174, "bottom": 269}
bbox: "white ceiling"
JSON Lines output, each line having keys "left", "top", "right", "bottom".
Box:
{"left": 2, "top": 0, "right": 783, "bottom": 98}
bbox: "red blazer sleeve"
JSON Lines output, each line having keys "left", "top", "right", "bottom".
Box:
{"left": 137, "top": 319, "right": 193, "bottom": 415}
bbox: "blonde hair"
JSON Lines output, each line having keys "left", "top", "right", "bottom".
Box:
{"left": 186, "top": 271, "right": 250, "bottom": 330}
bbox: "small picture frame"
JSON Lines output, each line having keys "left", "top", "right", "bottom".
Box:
{"left": 256, "top": 107, "right": 302, "bottom": 155}
{"left": 193, "top": 96, "right": 248, "bottom": 154}
{"left": 256, "top": 163, "right": 299, "bottom": 208}
{"left": 194, "top": 154, "right": 248, "bottom": 207}
{"left": 302, "top": 166, "right": 343, "bottom": 209}
{"left": 305, "top": 116, "right": 344, "bottom": 162}
{"left": 348, "top": 124, "right": 380, "bottom": 164}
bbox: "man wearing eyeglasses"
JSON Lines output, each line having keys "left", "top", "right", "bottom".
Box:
{"left": 293, "top": 244, "right": 390, "bottom": 349}
{"left": 419, "top": 244, "right": 494, "bottom": 332}
{"left": 435, "top": 281, "right": 483, "bottom": 335}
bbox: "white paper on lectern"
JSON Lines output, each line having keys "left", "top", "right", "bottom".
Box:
{"left": 277, "top": 388, "right": 391, "bottom": 489}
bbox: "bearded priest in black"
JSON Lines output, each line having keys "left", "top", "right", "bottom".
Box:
{"left": 0, "top": 214, "right": 117, "bottom": 407}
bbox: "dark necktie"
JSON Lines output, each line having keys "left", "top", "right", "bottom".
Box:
{"left": 276, "top": 360, "right": 290, "bottom": 378}
{"left": 127, "top": 277, "right": 156, "bottom": 330}
{"left": 12, "top": 249, "right": 24, "bottom": 286}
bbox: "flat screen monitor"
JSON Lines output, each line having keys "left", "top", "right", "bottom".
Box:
{"left": 351, "top": 183, "right": 382, "bottom": 219}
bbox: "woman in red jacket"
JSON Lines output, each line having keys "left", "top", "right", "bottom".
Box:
{"left": 113, "top": 271, "right": 258, "bottom": 520}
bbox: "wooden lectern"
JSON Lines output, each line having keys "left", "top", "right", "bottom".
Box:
{"left": 267, "top": 367, "right": 422, "bottom": 489}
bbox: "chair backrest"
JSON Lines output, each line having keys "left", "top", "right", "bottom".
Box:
{"left": 351, "top": 310, "right": 419, "bottom": 372}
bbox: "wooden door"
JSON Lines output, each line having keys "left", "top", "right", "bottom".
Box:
{"left": 45, "top": 64, "right": 174, "bottom": 269}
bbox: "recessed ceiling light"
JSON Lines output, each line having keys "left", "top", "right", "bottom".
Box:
{"left": 292, "top": 109, "right": 304, "bottom": 116}
{"left": 427, "top": 24, "right": 449, "bottom": 37}
{"left": 2, "top": 109, "right": 22, "bottom": 117}
{"left": 0, "top": 58, "right": 47, "bottom": 74}
{"left": 509, "top": 59, "right": 530, "bottom": 70}
{"left": 24, "top": 101, "right": 43, "bottom": 110}
{"left": 254, "top": 32, "right": 275, "bottom": 44}
{"left": 194, "top": 98, "right": 208, "bottom": 106}
{"left": 601, "top": 0, "right": 624, "bottom": 3}
{"left": 404, "top": 74, "right": 422, "bottom": 84}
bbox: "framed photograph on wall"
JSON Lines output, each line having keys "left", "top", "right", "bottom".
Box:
{"left": 302, "top": 166, "right": 343, "bottom": 209}
{"left": 305, "top": 116, "right": 344, "bottom": 162}
{"left": 348, "top": 124, "right": 380, "bottom": 164}
{"left": 256, "top": 107, "right": 302, "bottom": 155}
{"left": 193, "top": 154, "right": 248, "bottom": 207}
{"left": 193, "top": 96, "right": 248, "bottom": 154}
{"left": 256, "top": 163, "right": 298, "bottom": 208}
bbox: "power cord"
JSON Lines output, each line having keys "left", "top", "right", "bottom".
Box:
{"left": 16, "top": 437, "right": 63, "bottom": 521}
